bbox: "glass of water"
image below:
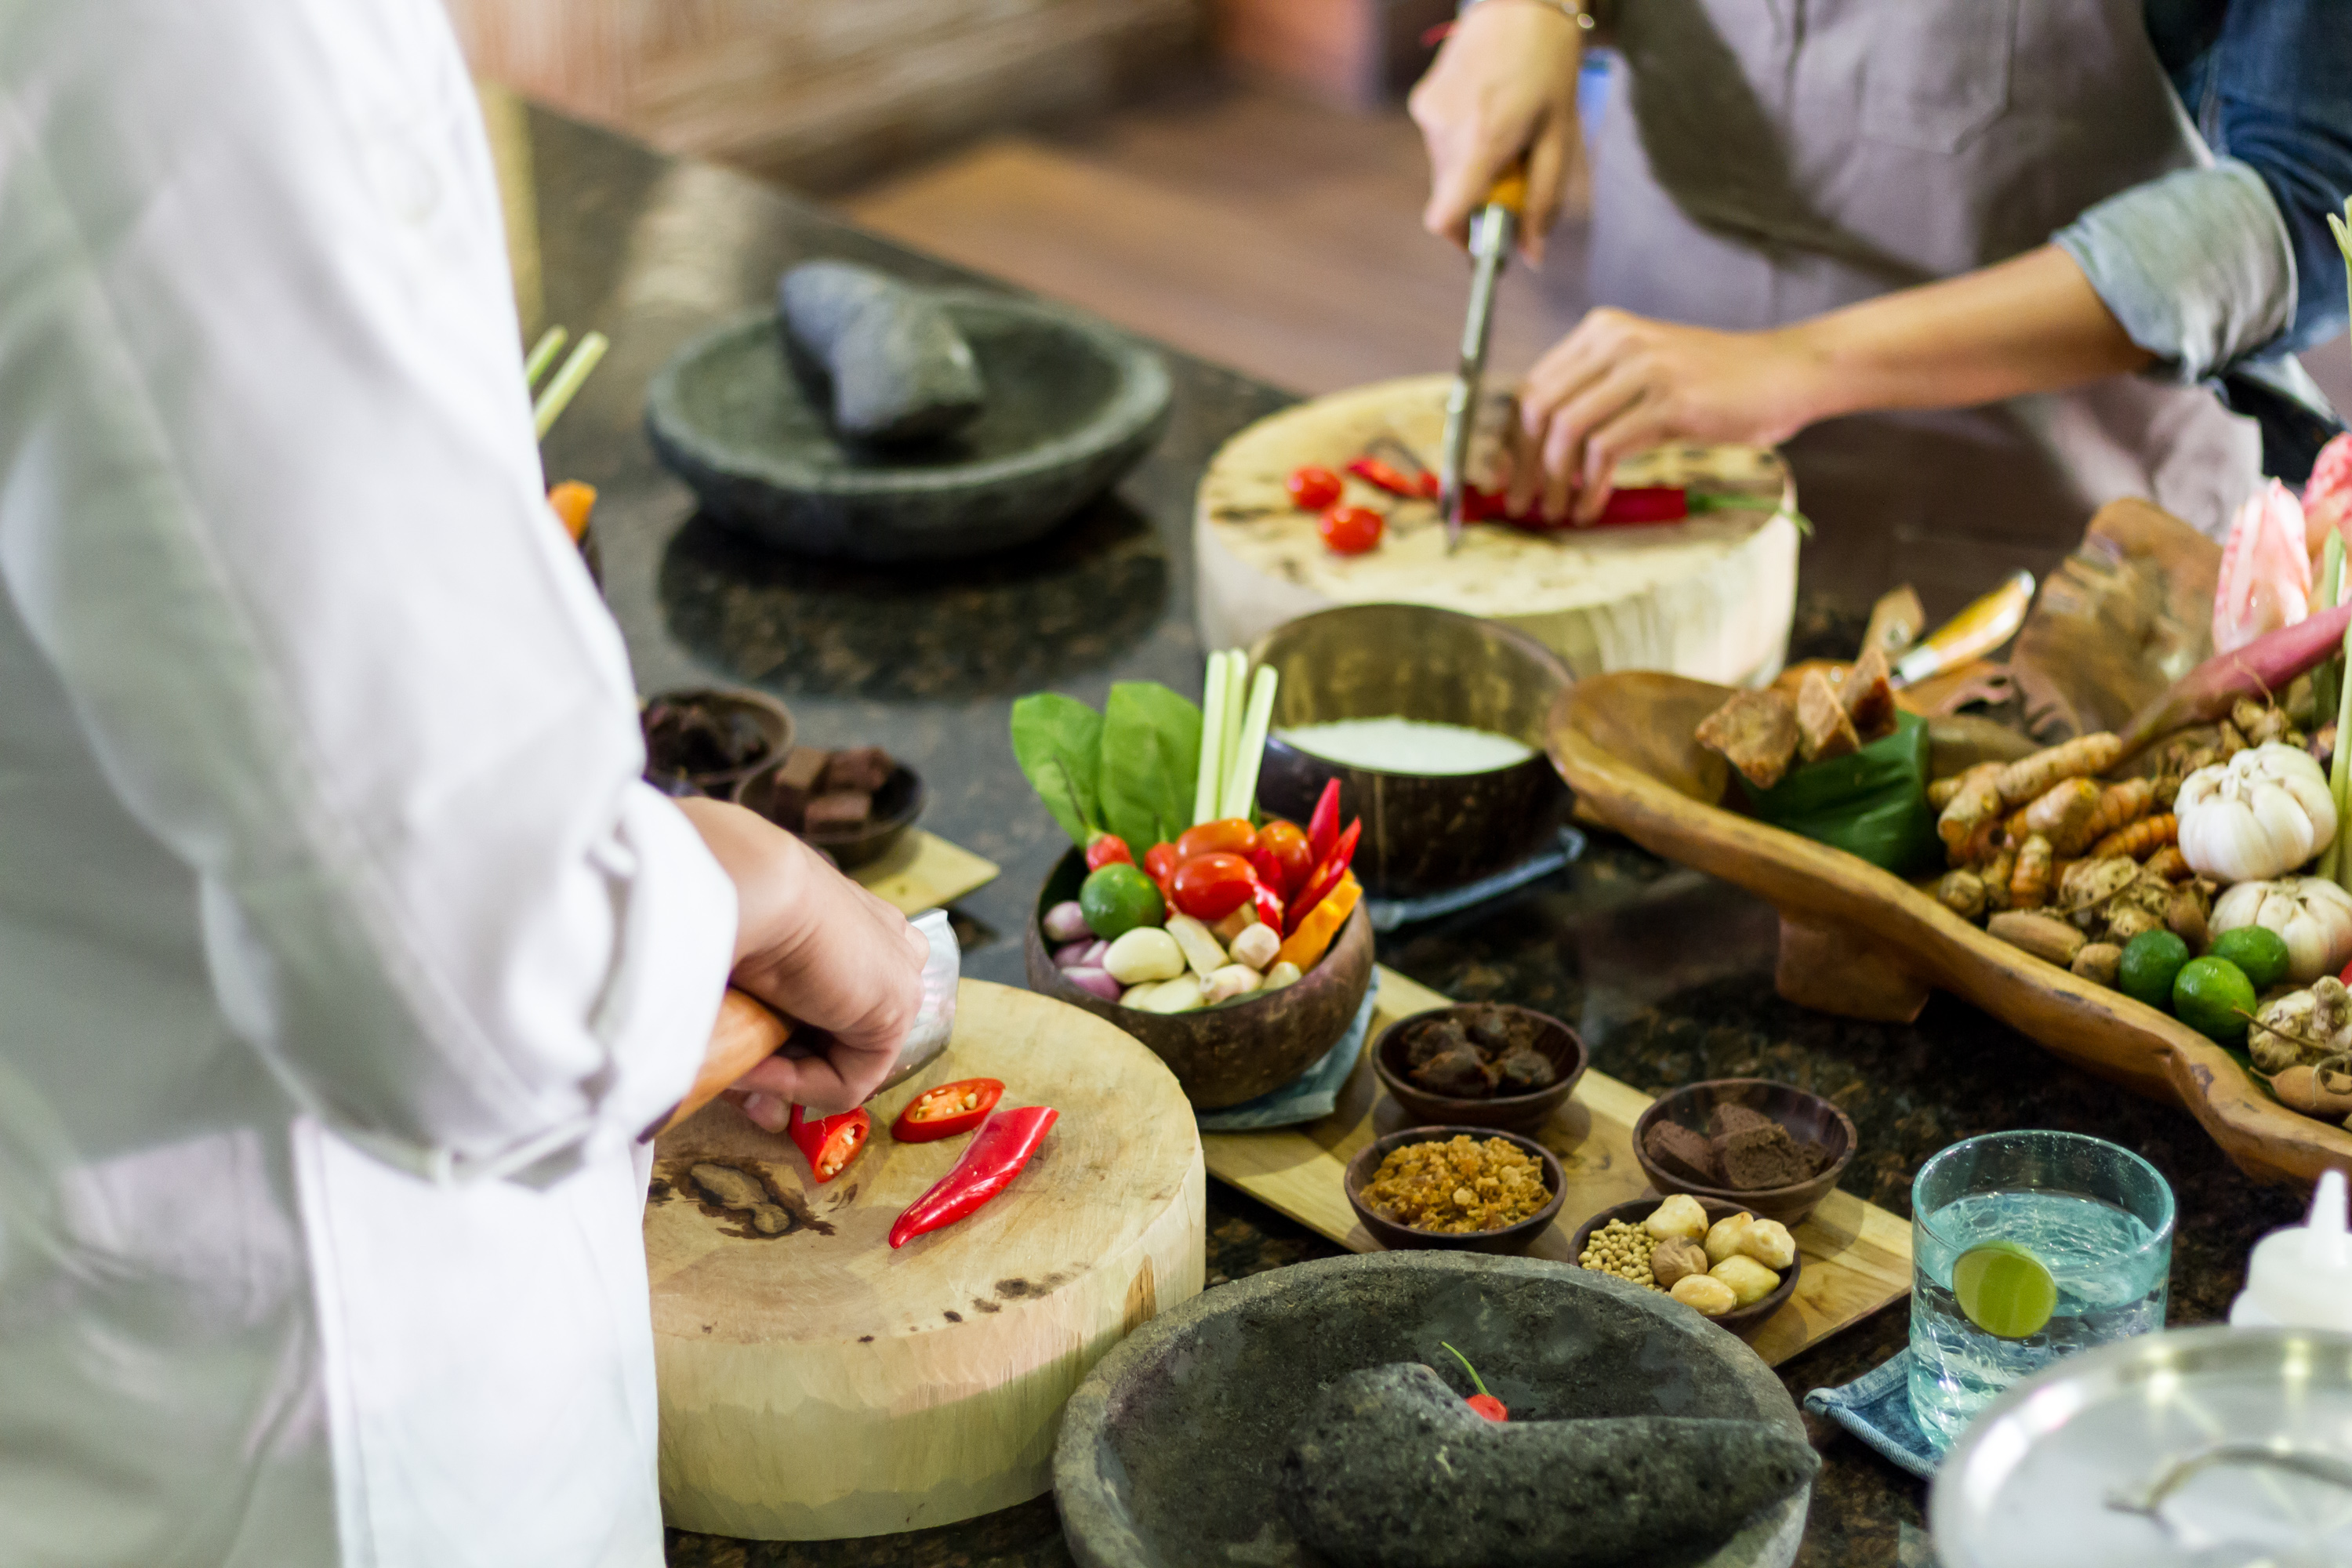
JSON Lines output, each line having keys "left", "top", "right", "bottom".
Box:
{"left": 1907, "top": 1130, "right": 2174, "bottom": 1452}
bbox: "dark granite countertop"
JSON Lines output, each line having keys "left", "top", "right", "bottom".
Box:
{"left": 519, "top": 107, "right": 2310, "bottom": 1568}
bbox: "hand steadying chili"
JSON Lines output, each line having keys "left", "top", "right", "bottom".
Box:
{"left": 889, "top": 1105, "right": 1059, "bottom": 1248}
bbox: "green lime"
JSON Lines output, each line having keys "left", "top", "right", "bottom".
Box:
{"left": 2209, "top": 926, "right": 2291, "bottom": 993}
{"left": 2117, "top": 930, "right": 2191, "bottom": 1010}
{"left": 2172, "top": 956, "right": 2256, "bottom": 1044}
{"left": 1079, "top": 862, "right": 1164, "bottom": 940}
{"left": 1951, "top": 1241, "right": 2058, "bottom": 1339}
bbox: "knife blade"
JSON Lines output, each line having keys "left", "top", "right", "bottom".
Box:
{"left": 1439, "top": 165, "right": 1529, "bottom": 553}
{"left": 1889, "top": 571, "right": 2037, "bottom": 689}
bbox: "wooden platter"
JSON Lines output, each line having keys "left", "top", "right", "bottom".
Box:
{"left": 646, "top": 980, "right": 1204, "bottom": 1540}
{"left": 1548, "top": 670, "right": 2352, "bottom": 1186}
{"left": 848, "top": 827, "right": 998, "bottom": 916}
{"left": 1200, "top": 967, "right": 1914, "bottom": 1367}
{"left": 1194, "top": 374, "right": 1799, "bottom": 684}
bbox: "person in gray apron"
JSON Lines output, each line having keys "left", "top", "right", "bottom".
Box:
{"left": 1411, "top": 0, "right": 2350, "bottom": 610}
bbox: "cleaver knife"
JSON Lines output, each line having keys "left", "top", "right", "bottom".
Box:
{"left": 646, "top": 906, "right": 960, "bottom": 1138}
{"left": 1438, "top": 163, "right": 1529, "bottom": 553}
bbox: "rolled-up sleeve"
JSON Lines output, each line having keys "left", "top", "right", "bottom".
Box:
{"left": 0, "top": 2, "right": 735, "bottom": 1184}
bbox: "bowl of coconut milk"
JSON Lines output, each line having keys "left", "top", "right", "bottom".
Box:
{"left": 1250, "top": 604, "right": 1571, "bottom": 898}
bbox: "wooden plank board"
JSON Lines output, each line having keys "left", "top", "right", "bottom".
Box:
{"left": 1201, "top": 967, "right": 1913, "bottom": 1367}
{"left": 849, "top": 829, "right": 998, "bottom": 916}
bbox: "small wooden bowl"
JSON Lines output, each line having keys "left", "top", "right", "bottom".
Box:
{"left": 1023, "top": 848, "right": 1374, "bottom": 1109}
{"left": 1632, "top": 1078, "right": 1857, "bottom": 1227}
{"left": 1342, "top": 1125, "right": 1566, "bottom": 1255}
{"left": 641, "top": 687, "right": 793, "bottom": 800}
{"left": 741, "top": 760, "right": 926, "bottom": 870}
{"left": 1567, "top": 1196, "right": 1800, "bottom": 1338}
{"left": 1371, "top": 1004, "right": 1588, "bottom": 1131}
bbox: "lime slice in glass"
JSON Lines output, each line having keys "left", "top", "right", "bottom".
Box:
{"left": 1951, "top": 1242, "right": 2057, "bottom": 1339}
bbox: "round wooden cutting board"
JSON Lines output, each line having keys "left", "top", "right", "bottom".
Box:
{"left": 1196, "top": 374, "right": 1799, "bottom": 684}
{"left": 645, "top": 979, "right": 1205, "bottom": 1540}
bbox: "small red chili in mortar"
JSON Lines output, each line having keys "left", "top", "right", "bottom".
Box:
{"left": 891, "top": 1078, "right": 1004, "bottom": 1143}
{"left": 787, "top": 1103, "right": 871, "bottom": 1183}
{"left": 1443, "top": 1342, "right": 1508, "bottom": 1421}
{"left": 889, "top": 1105, "right": 1060, "bottom": 1248}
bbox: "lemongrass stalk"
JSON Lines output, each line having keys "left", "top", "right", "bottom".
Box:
{"left": 1221, "top": 665, "right": 1279, "bottom": 821}
{"left": 532, "top": 331, "right": 608, "bottom": 437}
{"left": 2331, "top": 611, "right": 2352, "bottom": 892}
{"left": 1195, "top": 650, "right": 1232, "bottom": 826}
{"left": 524, "top": 326, "right": 568, "bottom": 390}
{"left": 2318, "top": 534, "right": 2345, "bottom": 749}
{"left": 1218, "top": 650, "right": 1248, "bottom": 810}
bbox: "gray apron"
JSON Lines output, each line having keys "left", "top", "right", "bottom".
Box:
{"left": 1587, "top": 0, "right": 2263, "bottom": 612}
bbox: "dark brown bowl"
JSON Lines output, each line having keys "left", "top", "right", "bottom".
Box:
{"left": 1023, "top": 848, "right": 1374, "bottom": 1109}
{"left": 1566, "top": 1195, "right": 1801, "bottom": 1338}
{"left": 1343, "top": 1125, "right": 1567, "bottom": 1254}
{"left": 740, "top": 760, "right": 926, "bottom": 871}
{"left": 1371, "top": 1004, "right": 1588, "bottom": 1131}
{"left": 1631, "top": 1078, "right": 1857, "bottom": 1227}
{"left": 1247, "top": 604, "right": 1572, "bottom": 899}
{"left": 641, "top": 686, "right": 793, "bottom": 800}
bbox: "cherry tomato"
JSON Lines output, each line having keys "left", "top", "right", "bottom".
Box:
{"left": 1287, "top": 465, "right": 1343, "bottom": 511}
{"left": 1253, "top": 819, "right": 1314, "bottom": 898}
{"left": 1171, "top": 851, "right": 1256, "bottom": 921}
{"left": 1084, "top": 832, "right": 1134, "bottom": 872}
{"left": 1319, "top": 504, "right": 1384, "bottom": 556}
{"left": 1176, "top": 818, "right": 1258, "bottom": 862}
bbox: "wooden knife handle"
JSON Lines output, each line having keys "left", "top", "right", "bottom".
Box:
{"left": 1485, "top": 162, "right": 1529, "bottom": 217}
{"left": 647, "top": 989, "right": 793, "bottom": 1140}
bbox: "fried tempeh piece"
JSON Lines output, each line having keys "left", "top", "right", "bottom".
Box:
{"left": 1842, "top": 644, "right": 1898, "bottom": 742}
{"left": 1994, "top": 732, "right": 2123, "bottom": 808}
{"left": 1697, "top": 688, "right": 1802, "bottom": 790}
{"left": 1796, "top": 669, "right": 1860, "bottom": 762}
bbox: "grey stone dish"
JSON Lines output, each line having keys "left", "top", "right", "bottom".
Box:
{"left": 1566, "top": 1195, "right": 1802, "bottom": 1339}
{"left": 644, "top": 292, "right": 1172, "bottom": 562}
{"left": 1343, "top": 1124, "right": 1566, "bottom": 1254}
{"left": 1054, "top": 1250, "right": 1809, "bottom": 1568}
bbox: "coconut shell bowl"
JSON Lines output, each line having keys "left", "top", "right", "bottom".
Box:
{"left": 1632, "top": 1079, "right": 1857, "bottom": 1228}
{"left": 1566, "top": 1196, "right": 1802, "bottom": 1339}
{"left": 1341, "top": 1124, "right": 1568, "bottom": 1255}
{"left": 1022, "top": 848, "right": 1374, "bottom": 1109}
{"left": 1247, "top": 603, "right": 1573, "bottom": 899}
{"left": 640, "top": 687, "right": 794, "bottom": 800}
{"left": 1372, "top": 1004, "right": 1588, "bottom": 1131}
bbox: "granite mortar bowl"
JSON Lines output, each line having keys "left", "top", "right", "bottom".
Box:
{"left": 736, "top": 758, "right": 925, "bottom": 872}
{"left": 1372, "top": 1003, "right": 1588, "bottom": 1131}
{"left": 1345, "top": 1125, "right": 1567, "bottom": 1254}
{"left": 1247, "top": 604, "right": 1572, "bottom": 900}
{"left": 1022, "top": 848, "right": 1373, "bottom": 1109}
{"left": 644, "top": 295, "right": 1172, "bottom": 562}
{"left": 1568, "top": 1196, "right": 1802, "bottom": 1339}
{"left": 1054, "top": 1250, "right": 1808, "bottom": 1568}
{"left": 1633, "top": 1078, "right": 1858, "bottom": 1228}
{"left": 640, "top": 687, "right": 793, "bottom": 800}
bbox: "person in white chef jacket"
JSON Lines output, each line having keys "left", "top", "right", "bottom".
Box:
{"left": 0, "top": 3, "right": 926, "bottom": 1565}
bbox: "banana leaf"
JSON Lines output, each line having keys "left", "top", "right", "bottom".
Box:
{"left": 1740, "top": 711, "right": 1939, "bottom": 876}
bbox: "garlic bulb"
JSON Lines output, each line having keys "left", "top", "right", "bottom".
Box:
{"left": 2212, "top": 877, "right": 2352, "bottom": 984}
{"left": 2176, "top": 743, "right": 2338, "bottom": 884}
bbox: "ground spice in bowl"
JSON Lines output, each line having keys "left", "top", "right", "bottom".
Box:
{"left": 1358, "top": 1134, "right": 1552, "bottom": 1233}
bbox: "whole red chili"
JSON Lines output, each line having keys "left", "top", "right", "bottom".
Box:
{"left": 1084, "top": 831, "right": 1134, "bottom": 872}
{"left": 889, "top": 1105, "right": 1060, "bottom": 1248}
{"left": 1443, "top": 1342, "right": 1508, "bottom": 1422}
{"left": 1481, "top": 485, "right": 1691, "bottom": 532}
{"left": 1250, "top": 877, "right": 1285, "bottom": 933}
{"left": 787, "top": 1102, "right": 871, "bottom": 1183}
{"left": 891, "top": 1077, "right": 1005, "bottom": 1143}
{"left": 1287, "top": 818, "right": 1362, "bottom": 933}
{"left": 1306, "top": 779, "right": 1342, "bottom": 864}
{"left": 1286, "top": 465, "right": 1343, "bottom": 511}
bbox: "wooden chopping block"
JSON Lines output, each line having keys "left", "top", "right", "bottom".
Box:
{"left": 1196, "top": 374, "right": 1799, "bottom": 684}
{"left": 645, "top": 978, "right": 1205, "bottom": 1540}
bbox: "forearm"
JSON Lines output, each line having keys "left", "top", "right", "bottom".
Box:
{"left": 1780, "top": 245, "right": 2154, "bottom": 426}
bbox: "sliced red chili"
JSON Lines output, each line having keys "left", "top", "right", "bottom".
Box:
{"left": 889, "top": 1105, "right": 1060, "bottom": 1249}
{"left": 787, "top": 1102, "right": 871, "bottom": 1183}
{"left": 1306, "top": 779, "right": 1342, "bottom": 864}
{"left": 1346, "top": 456, "right": 1437, "bottom": 500}
{"left": 1250, "top": 877, "right": 1286, "bottom": 933}
{"left": 891, "top": 1078, "right": 1005, "bottom": 1143}
{"left": 1286, "top": 818, "right": 1362, "bottom": 934}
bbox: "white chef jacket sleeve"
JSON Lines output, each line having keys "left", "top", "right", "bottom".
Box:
{"left": 0, "top": 1, "right": 736, "bottom": 1184}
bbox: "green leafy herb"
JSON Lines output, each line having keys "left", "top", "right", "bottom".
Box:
{"left": 1009, "top": 693, "right": 1105, "bottom": 848}
{"left": 1098, "top": 682, "right": 1202, "bottom": 852}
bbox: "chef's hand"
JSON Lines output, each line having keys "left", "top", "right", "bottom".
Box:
{"left": 677, "top": 798, "right": 927, "bottom": 1122}
{"left": 1510, "top": 310, "right": 1820, "bottom": 522}
{"left": 1407, "top": 0, "right": 1584, "bottom": 262}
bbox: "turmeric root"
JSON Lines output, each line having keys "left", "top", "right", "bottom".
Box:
{"left": 1935, "top": 869, "right": 1987, "bottom": 921}
{"left": 1980, "top": 846, "right": 2016, "bottom": 911}
{"left": 2080, "top": 778, "right": 2154, "bottom": 846}
{"left": 2010, "top": 834, "right": 2054, "bottom": 909}
{"left": 2088, "top": 813, "right": 2178, "bottom": 862}
{"left": 1938, "top": 762, "right": 2008, "bottom": 856}
{"left": 2006, "top": 777, "right": 2103, "bottom": 857}
{"left": 1994, "top": 733, "right": 2123, "bottom": 808}
{"left": 1929, "top": 775, "right": 1969, "bottom": 810}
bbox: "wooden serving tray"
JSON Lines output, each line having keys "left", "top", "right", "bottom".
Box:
{"left": 1548, "top": 670, "right": 2352, "bottom": 1186}
{"left": 1200, "top": 967, "right": 1914, "bottom": 1367}
{"left": 849, "top": 828, "right": 997, "bottom": 915}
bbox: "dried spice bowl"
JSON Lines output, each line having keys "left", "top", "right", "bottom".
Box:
{"left": 1371, "top": 1004, "right": 1588, "bottom": 1131}
{"left": 1566, "top": 1196, "right": 1802, "bottom": 1339}
{"left": 1632, "top": 1079, "right": 1857, "bottom": 1228}
{"left": 1343, "top": 1125, "right": 1566, "bottom": 1255}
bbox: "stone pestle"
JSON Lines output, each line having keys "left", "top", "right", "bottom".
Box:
{"left": 1277, "top": 1362, "right": 1819, "bottom": 1567}
{"left": 777, "top": 260, "right": 985, "bottom": 445}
